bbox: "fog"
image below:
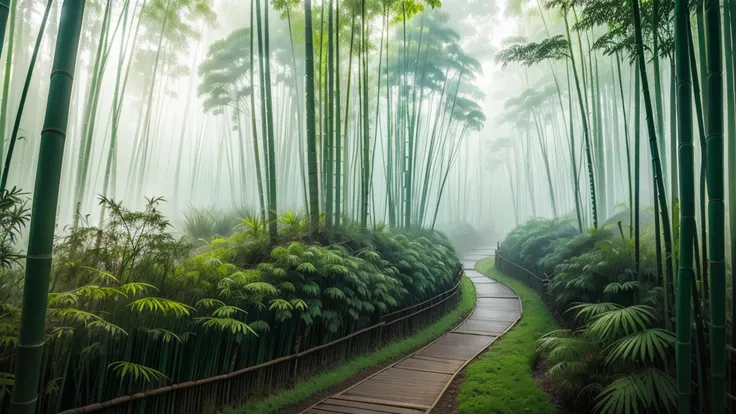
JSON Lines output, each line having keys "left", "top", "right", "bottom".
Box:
{"left": 1, "top": 0, "right": 673, "bottom": 242}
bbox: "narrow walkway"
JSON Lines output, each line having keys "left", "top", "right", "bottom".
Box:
{"left": 302, "top": 246, "right": 522, "bottom": 414}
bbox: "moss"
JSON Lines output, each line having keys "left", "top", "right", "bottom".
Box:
{"left": 226, "top": 276, "right": 477, "bottom": 414}
{"left": 456, "top": 257, "right": 559, "bottom": 414}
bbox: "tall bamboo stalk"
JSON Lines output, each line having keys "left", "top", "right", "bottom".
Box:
{"left": 564, "top": 11, "right": 597, "bottom": 228}
{"left": 360, "top": 0, "right": 370, "bottom": 228}
{"left": 0, "top": 0, "right": 53, "bottom": 192}
{"left": 704, "top": 0, "right": 726, "bottom": 408}
{"left": 674, "top": 0, "right": 694, "bottom": 409}
{"left": 0, "top": 0, "right": 10, "bottom": 60}
{"left": 262, "top": 0, "right": 278, "bottom": 240}
{"left": 9, "top": 2, "right": 86, "bottom": 413}
{"left": 0, "top": 0, "right": 16, "bottom": 167}
{"left": 304, "top": 0, "right": 319, "bottom": 232}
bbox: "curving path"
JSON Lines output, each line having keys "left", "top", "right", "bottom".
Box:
{"left": 301, "top": 246, "right": 522, "bottom": 414}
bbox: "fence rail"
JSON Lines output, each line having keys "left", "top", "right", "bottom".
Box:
{"left": 60, "top": 272, "right": 464, "bottom": 414}
{"left": 494, "top": 242, "right": 547, "bottom": 294}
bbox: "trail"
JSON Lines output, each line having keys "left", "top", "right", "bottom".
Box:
{"left": 302, "top": 246, "right": 521, "bottom": 414}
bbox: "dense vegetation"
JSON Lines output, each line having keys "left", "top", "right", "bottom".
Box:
{"left": 0, "top": 198, "right": 461, "bottom": 411}
{"left": 499, "top": 217, "right": 684, "bottom": 413}
{"left": 0, "top": 0, "right": 489, "bottom": 412}
{"left": 488, "top": 0, "right": 736, "bottom": 411}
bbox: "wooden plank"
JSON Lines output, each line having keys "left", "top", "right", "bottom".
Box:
{"left": 474, "top": 297, "right": 521, "bottom": 311}
{"left": 473, "top": 284, "right": 516, "bottom": 297}
{"left": 331, "top": 395, "right": 431, "bottom": 410}
{"left": 415, "top": 333, "right": 494, "bottom": 361}
{"left": 452, "top": 329, "right": 497, "bottom": 337}
{"left": 342, "top": 368, "right": 452, "bottom": 406}
{"left": 468, "top": 278, "right": 496, "bottom": 284}
{"left": 467, "top": 311, "right": 520, "bottom": 323}
{"left": 322, "top": 398, "right": 425, "bottom": 414}
{"left": 314, "top": 403, "right": 389, "bottom": 413}
{"left": 395, "top": 356, "right": 464, "bottom": 374}
{"left": 307, "top": 409, "right": 339, "bottom": 414}
{"left": 410, "top": 355, "right": 466, "bottom": 364}
{"left": 456, "top": 319, "right": 513, "bottom": 334}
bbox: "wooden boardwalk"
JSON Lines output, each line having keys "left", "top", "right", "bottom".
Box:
{"left": 302, "top": 246, "right": 521, "bottom": 414}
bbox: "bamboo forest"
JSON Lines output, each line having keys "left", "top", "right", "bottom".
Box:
{"left": 2, "top": 0, "right": 736, "bottom": 412}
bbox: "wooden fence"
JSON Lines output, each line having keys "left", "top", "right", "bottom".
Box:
{"left": 494, "top": 242, "right": 548, "bottom": 294}
{"left": 59, "top": 274, "right": 463, "bottom": 414}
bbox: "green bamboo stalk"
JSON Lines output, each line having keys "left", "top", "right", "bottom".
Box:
{"left": 262, "top": 0, "right": 278, "bottom": 240}
{"left": 333, "top": 0, "right": 341, "bottom": 226}
{"left": 567, "top": 60, "right": 584, "bottom": 232}
{"left": 564, "top": 10, "right": 597, "bottom": 228}
{"left": 341, "top": 14, "right": 355, "bottom": 224}
{"left": 670, "top": 61, "right": 679, "bottom": 273}
{"left": 727, "top": 0, "right": 736, "bottom": 349}
{"left": 0, "top": 0, "right": 16, "bottom": 167}
{"left": 0, "top": 0, "right": 10, "bottom": 60}
{"left": 304, "top": 0, "right": 319, "bottom": 232}
{"left": 250, "top": 0, "right": 266, "bottom": 223}
{"left": 674, "top": 0, "right": 695, "bottom": 409}
{"left": 72, "top": 0, "right": 112, "bottom": 227}
{"left": 687, "top": 19, "right": 710, "bottom": 303}
{"left": 285, "top": 7, "right": 308, "bottom": 216}
{"left": 9, "top": 2, "right": 86, "bottom": 413}
{"left": 634, "top": 62, "right": 641, "bottom": 278}
{"left": 652, "top": 0, "right": 667, "bottom": 188}
{"left": 704, "top": 0, "right": 727, "bottom": 407}
{"left": 360, "top": 0, "right": 369, "bottom": 228}
{"left": 325, "top": 0, "right": 334, "bottom": 228}
{"left": 632, "top": 0, "right": 675, "bottom": 308}
{"left": 615, "top": 52, "right": 633, "bottom": 239}
{"left": 0, "top": 0, "right": 52, "bottom": 192}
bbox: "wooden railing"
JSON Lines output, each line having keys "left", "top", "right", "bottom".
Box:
{"left": 60, "top": 273, "right": 464, "bottom": 414}
{"left": 494, "top": 242, "right": 548, "bottom": 294}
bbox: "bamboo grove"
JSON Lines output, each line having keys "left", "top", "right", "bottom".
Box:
{"left": 0, "top": 0, "right": 488, "bottom": 413}
{"left": 490, "top": 0, "right": 736, "bottom": 411}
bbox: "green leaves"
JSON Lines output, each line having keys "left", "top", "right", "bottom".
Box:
{"left": 495, "top": 35, "right": 569, "bottom": 68}
{"left": 127, "top": 297, "right": 195, "bottom": 317}
{"left": 243, "top": 282, "right": 279, "bottom": 296}
{"left": 594, "top": 369, "right": 676, "bottom": 414}
{"left": 323, "top": 287, "right": 346, "bottom": 300}
{"left": 109, "top": 361, "right": 169, "bottom": 386}
{"left": 604, "top": 329, "right": 674, "bottom": 366}
{"left": 586, "top": 305, "right": 657, "bottom": 340}
{"left": 195, "top": 316, "right": 257, "bottom": 336}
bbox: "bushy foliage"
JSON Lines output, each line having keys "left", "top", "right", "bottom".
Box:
{"left": 0, "top": 187, "right": 30, "bottom": 269}
{"left": 499, "top": 217, "right": 579, "bottom": 274}
{"left": 499, "top": 217, "right": 674, "bottom": 413}
{"left": 0, "top": 199, "right": 461, "bottom": 411}
{"left": 0, "top": 187, "right": 30, "bottom": 304}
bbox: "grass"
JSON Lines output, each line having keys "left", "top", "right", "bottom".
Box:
{"left": 226, "top": 276, "right": 477, "bottom": 414}
{"left": 456, "top": 257, "right": 560, "bottom": 414}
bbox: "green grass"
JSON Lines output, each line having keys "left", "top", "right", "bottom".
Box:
{"left": 226, "top": 276, "right": 477, "bottom": 414}
{"left": 457, "top": 257, "right": 560, "bottom": 414}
